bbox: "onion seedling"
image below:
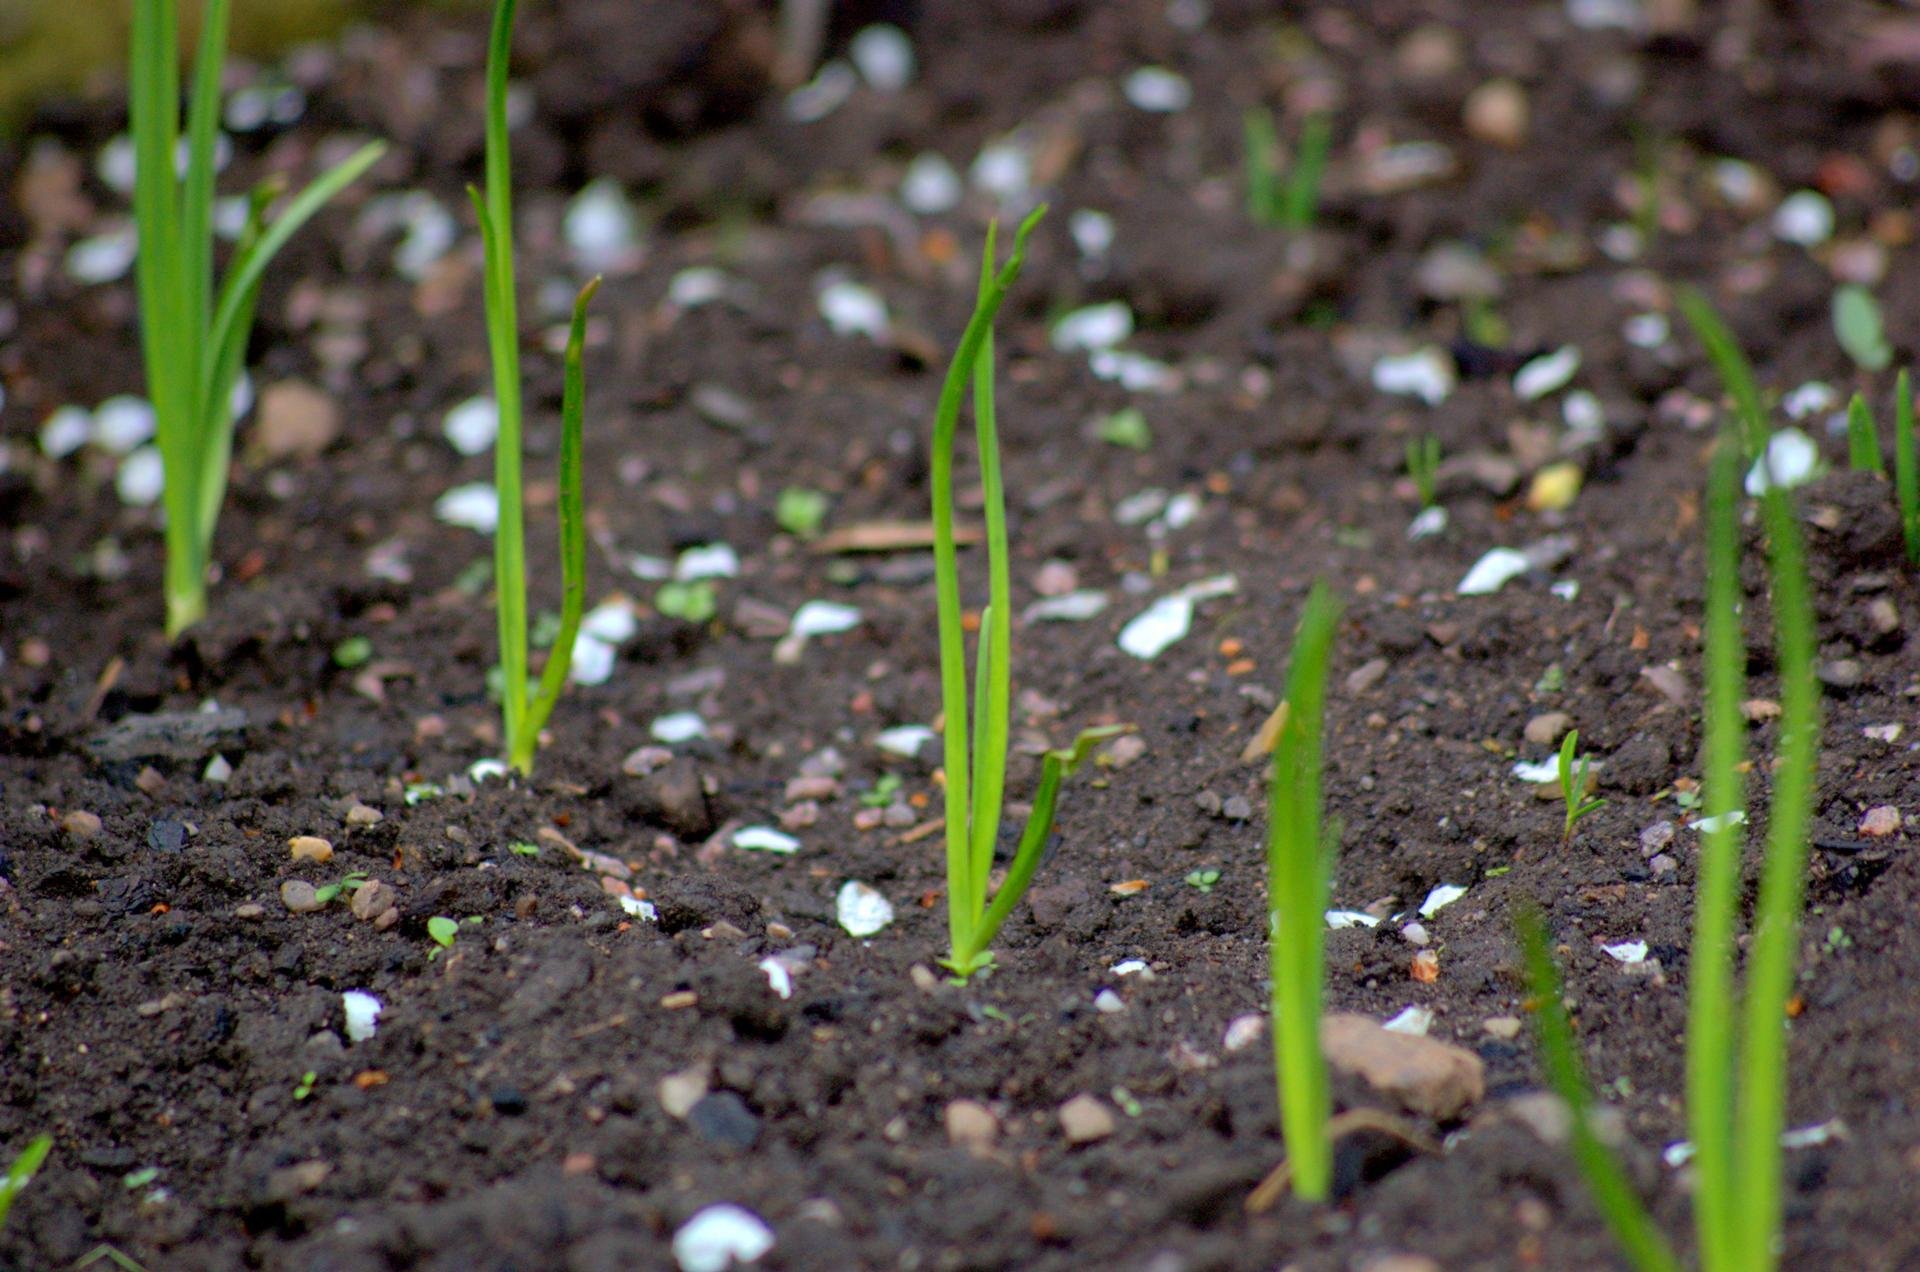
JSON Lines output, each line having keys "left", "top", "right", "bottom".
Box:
{"left": 1557, "top": 729, "right": 1605, "bottom": 842}
{"left": 1515, "top": 907, "right": 1681, "bottom": 1272}
{"left": 131, "top": 0, "right": 386, "bottom": 636}
{"left": 0, "top": 1134, "right": 51, "bottom": 1231}
{"left": 471, "top": 0, "right": 601, "bottom": 775}
{"left": 1265, "top": 581, "right": 1343, "bottom": 1201}
{"left": 1679, "top": 301, "right": 1823, "bottom": 1272}
{"left": 1845, "top": 393, "right": 1884, "bottom": 475}
{"left": 1898, "top": 370, "right": 1919, "bottom": 564}
{"left": 1406, "top": 434, "right": 1441, "bottom": 510}
{"left": 1243, "top": 108, "right": 1331, "bottom": 231}
{"left": 932, "top": 208, "right": 1125, "bottom": 981}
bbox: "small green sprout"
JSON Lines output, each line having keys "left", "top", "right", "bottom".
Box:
{"left": 1095, "top": 407, "right": 1152, "bottom": 451}
{"left": 1833, "top": 284, "right": 1892, "bottom": 372}
{"left": 1557, "top": 730, "right": 1605, "bottom": 841}
{"left": 655, "top": 580, "right": 717, "bottom": 623}
{"left": 1515, "top": 906, "right": 1682, "bottom": 1272}
{"left": 1184, "top": 868, "right": 1221, "bottom": 893}
{"left": 509, "top": 840, "right": 541, "bottom": 857}
{"left": 292, "top": 1071, "right": 317, "bottom": 1101}
{"left": 311, "top": 871, "right": 369, "bottom": 907}
{"left": 427, "top": 915, "right": 459, "bottom": 959}
{"left": 930, "top": 206, "right": 1128, "bottom": 981}
{"left": 1897, "top": 370, "right": 1919, "bottom": 564}
{"left": 472, "top": 0, "right": 600, "bottom": 776}
{"left": 131, "top": 0, "right": 385, "bottom": 637}
{"left": 332, "top": 636, "right": 373, "bottom": 669}
{"left": 775, "top": 487, "right": 830, "bottom": 538}
{"left": 121, "top": 1166, "right": 160, "bottom": 1191}
{"left": 1406, "top": 435, "right": 1441, "bottom": 510}
{"left": 1244, "top": 108, "right": 1331, "bottom": 231}
{"left": 1846, "top": 394, "right": 1885, "bottom": 475}
{"left": 403, "top": 782, "right": 444, "bottom": 806}
{"left": 0, "top": 1134, "right": 51, "bottom": 1231}
{"left": 1265, "top": 581, "right": 1343, "bottom": 1202}
{"left": 860, "top": 773, "right": 903, "bottom": 808}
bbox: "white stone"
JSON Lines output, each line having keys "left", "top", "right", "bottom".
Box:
{"left": 875, "top": 725, "right": 933, "bottom": 758}
{"left": 39, "top": 406, "right": 92, "bottom": 459}
{"left": 668, "top": 267, "right": 729, "bottom": 308}
{"left": 817, "top": 279, "right": 889, "bottom": 341}
{"left": 1052, "top": 302, "right": 1134, "bottom": 353}
{"left": 1372, "top": 348, "right": 1455, "bottom": 406}
{"left": 651, "top": 711, "right": 709, "bottom": 744}
{"left": 969, "top": 139, "right": 1032, "bottom": 204}
{"left": 1513, "top": 345, "right": 1580, "bottom": 401}
{"left": 785, "top": 61, "right": 857, "bottom": 124}
{"left": 1118, "top": 594, "right": 1192, "bottom": 660}
{"left": 1069, "top": 209, "right": 1114, "bottom": 257}
{"left": 569, "top": 634, "right": 616, "bottom": 686}
{"left": 1326, "top": 909, "right": 1381, "bottom": 928}
{"left": 1418, "top": 884, "right": 1467, "bottom": 917}
{"left": 67, "top": 225, "right": 138, "bottom": 284}
{"left": 1602, "top": 939, "right": 1648, "bottom": 964}
{"left": 789, "top": 601, "right": 861, "bottom": 636}
{"left": 1457, "top": 547, "right": 1530, "bottom": 596}
{"left": 92, "top": 396, "right": 156, "bottom": 453}
{"left": 1407, "top": 506, "right": 1448, "bottom": 540}
{"left": 1089, "top": 349, "right": 1179, "bottom": 392}
{"left": 735, "top": 825, "right": 800, "bottom": 855}
{"left": 1744, "top": 428, "right": 1822, "bottom": 495}
{"left": 341, "top": 991, "right": 383, "bottom": 1043}
{"left": 1383, "top": 1006, "right": 1433, "bottom": 1036}
{"left": 758, "top": 957, "right": 794, "bottom": 999}
{"left": 392, "top": 194, "right": 456, "bottom": 281}
{"left": 836, "top": 880, "right": 895, "bottom": 937}
{"left": 1512, "top": 757, "right": 1562, "bottom": 784}
{"left": 619, "top": 895, "right": 658, "bottom": 920}
{"left": 1024, "top": 590, "right": 1109, "bottom": 623}
{"left": 1093, "top": 988, "right": 1126, "bottom": 1013}
{"left": 1622, "top": 313, "right": 1668, "bottom": 349}
{"left": 673, "top": 1205, "right": 774, "bottom": 1272}
{"left": 443, "top": 396, "right": 498, "bottom": 456}
{"left": 850, "top": 25, "right": 914, "bottom": 92}
{"left": 434, "top": 483, "right": 499, "bottom": 533}
{"left": 1693, "top": 810, "right": 1747, "bottom": 833}
{"left": 1773, "top": 190, "right": 1834, "bottom": 246}
{"left": 115, "top": 446, "right": 165, "bottom": 506}
{"left": 1123, "top": 66, "right": 1192, "bottom": 112}
{"left": 900, "top": 152, "right": 962, "bottom": 214}
{"left": 675, "top": 543, "right": 739, "bottom": 581}
{"left": 564, "top": 178, "right": 643, "bottom": 273}
{"left": 581, "top": 600, "right": 639, "bottom": 644}
{"left": 1222, "top": 1013, "right": 1266, "bottom": 1052}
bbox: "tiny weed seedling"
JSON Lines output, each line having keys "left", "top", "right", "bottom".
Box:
{"left": 426, "top": 914, "right": 459, "bottom": 959}
{"left": 931, "top": 207, "right": 1127, "bottom": 981}
{"left": 1406, "top": 435, "right": 1441, "bottom": 510}
{"left": 775, "top": 486, "right": 830, "bottom": 538}
{"left": 860, "top": 773, "right": 903, "bottom": 808}
{"left": 311, "top": 871, "right": 368, "bottom": 907}
{"left": 1557, "top": 729, "right": 1605, "bottom": 842}
{"left": 131, "top": 0, "right": 385, "bottom": 637}
{"left": 655, "top": 580, "right": 717, "bottom": 624}
{"left": 292, "top": 1070, "right": 317, "bottom": 1101}
{"left": 1184, "top": 868, "right": 1221, "bottom": 893}
{"left": 1244, "top": 108, "right": 1331, "bottom": 231}
{"left": 1846, "top": 393, "right": 1885, "bottom": 475}
{"left": 472, "top": 0, "right": 601, "bottom": 775}
{"left": 1266, "top": 581, "right": 1343, "bottom": 1202}
{"left": 0, "top": 1134, "right": 51, "bottom": 1232}
{"left": 1514, "top": 908, "right": 1681, "bottom": 1272}
{"left": 1833, "top": 284, "right": 1892, "bottom": 373}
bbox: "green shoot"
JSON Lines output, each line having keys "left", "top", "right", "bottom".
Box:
{"left": 1845, "top": 393, "right": 1885, "bottom": 475}
{"left": 1514, "top": 908, "right": 1682, "bottom": 1272}
{"left": 1244, "top": 108, "right": 1331, "bottom": 231}
{"left": 1266, "top": 581, "right": 1343, "bottom": 1202}
{"left": 1184, "top": 868, "right": 1221, "bottom": 893}
{"left": 292, "top": 1070, "right": 317, "bottom": 1101}
{"left": 1674, "top": 288, "right": 1766, "bottom": 457}
{"left": 931, "top": 207, "right": 1125, "bottom": 981}
{"left": 1898, "top": 370, "right": 1919, "bottom": 563}
{"left": 1833, "top": 284, "right": 1892, "bottom": 372}
{"left": 131, "top": 0, "right": 385, "bottom": 637}
{"left": 1406, "top": 435, "right": 1441, "bottom": 509}
{"left": 1682, "top": 294, "right": 1825, "bottom": 1272}
{"left": 1557, "top": 729, "right": 1605, "bottom": 842}
{"left": 0, "top": 1134, "right": 51, "bottom": 1231}
{"left": 775, "top": 486, "right": 830, "bottom": 538}
{"left": 471, "top": 0, "right": 600, "bottom": 775}
{"left": 427, "top": 915, "right": 459, "bottom": 949}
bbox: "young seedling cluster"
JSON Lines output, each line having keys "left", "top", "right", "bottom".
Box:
{"left": 1523, "top": 292, "right": 1821, "bottom": 1271}
{"left": 131, "top": 0, "right": 384, "bottom": 636}
{"left": 1243, "top": 108, "right": 1331, "bottom": 231}
{"left": 930, "top": 207, "right": 1125, "bottom": 981}
{"left": 472, "top": 0, "right": 601, "bottom": 775}
{"left": 1557, "top": 728, "right": 1605, "bottom": 842}
{"left": 1264, "top": 581, "right": 1343, "bottom": 1201}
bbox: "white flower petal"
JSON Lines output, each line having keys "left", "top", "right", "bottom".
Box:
{"left": 789, "top": 601, "right": 862, "bottom": 637}
{"left": 1052, "top": 302, "right": 1134, "bottom": 353}
{"left": 651, "top": 711, "right": 709, "bottom": 744}
{"left": 1514, "top": 345, "right": 1581, "bottom": 401}
{"left": 734, "top": 825, "right": 800, "bottom": 854}
{"left": 434, "top": 483, "right": 499, "bottom": 533}
{"left": 1383, "top": 1006, "right": 1433, "bottom": 1036}
{"left": 1118, "top": 594, "right": 1193, "bottom": 660}
{"left": 836, "top": 880, "right": 894, "bottom": 936}
{"left": 1458, "top": 547, "right": 1530, "bottom": 596}
{"left": 1418, "top": 884, "right": 1467, "bottom": 918}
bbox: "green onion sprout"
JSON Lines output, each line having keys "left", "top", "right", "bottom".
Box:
{"left": 1845, "top": 393, "right": 1884, "bottom": 475}
{"left": 132, "top": 0, "right": 385, "bottom": 636}
{"left": 1557, "top": 728, "right": 1605, "bottom": 842}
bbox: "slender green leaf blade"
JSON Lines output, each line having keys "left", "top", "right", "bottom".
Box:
{"left": 1897, "top": 370, "right": 1919, "bottom": 563}
{"left": 1846, "top": 393, "right": 1885, "bottom": 475}
{"left": 1676, "top": 287, "right": 1767, "bottom": 457}
{"left": 0, "top": 1133, "right": 52, "bottom": 1231}
{"left": 1833, "top": 284, "right": 1892, "bottom": 372}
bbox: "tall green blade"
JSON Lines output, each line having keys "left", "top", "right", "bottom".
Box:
{"left": 1268, "top": 581, "right": 1340, "bottom": 1200}
{"left": 520, "top": 277, "right": 600, "bottom": 762}
{"left": 967, "top": 226, "right": 1014, "bottom": 916}
{"left": 1517, "top": 909, "right": 1682, "bottom": 1272}
{"left": 1243, "top": 107, "right": 1278, "bottom": 225}
{"left": 181, "top": 0, "right": 229, "bottom": 354}
{"left": 1897, "top": 370, "right": 1918, "bottom": 562}
{"left": 1280, "top": 113, "right": 1331, "bottom": 231}
{"left": 1676, "top": 287, "right": 1767, "bottom": 457}
{"left": 1845, "top": 394, "right": 1885, "bottom": 475}
{"left": 1732, "top": 480, "right": 1820, "bottom": 1271}
{"left": 1689, "top": 438, "right": 1746, "bottom": 1272}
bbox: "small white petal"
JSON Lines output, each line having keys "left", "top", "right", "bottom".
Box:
{"left": 675, "top": 543, "right": 739, "bottom": 581}
{"left": 875, "top": 725, "right": 933, "bottom": 758}
{"left": 1118, "top": 594, "right": 1193, "bottom": 660}
{"left": 734, "top": 825, "right": 800, "bottom": 855}
{"left": 969, "top": 139, "right": 1032, "bottom": 204}
{"left": 1744, "top": 429, "right": 1822, "bottom": 495}
{"left": 443, "top": 396, "right": 498, "bottom": 456}
{"left": 1514, "top": 345, "right": 1581, "bottom": 401}
{"left": 1372, "top": 348, "right": 1456, "bottom": 406}
{"left": 668, "top": 267, "right": 729, "bottom": 308}
{"left": 67, "top": 225, "right": 138, "bottom": 284}
{"left": 1782, "top": 382, "right": 1835, "bottom": 420}
{"left": 849, "top": 24, "right": 914, "bottom": 92}
{"left": 341, "top": 990, "right": 383, "bottom": 1043}
{"left": 468, "top": 757, "right": 509, "bottom": 782}
{"left": 1692, "top": 810, "right": 1747, "bottom": 834}
{"left": 581, "top": 601, "right": 639, "bottom": 644}
{"left": 1512, "top": 758, "right": 1562, "bottom": 784}
{"left": 1088, "top": 349, "right": 1180, "bottom": 392}
{"left": 1772, "top": 190, "right": 1834, "bottom": 246}
{"left": 1069, "top": 209, "right": 1115, "bottom": 258}
{"left": 1383, "top": 1006, "right": 1433, "bottom": 1036}
{"left": 835, "top": 880, "right": 894, "bottom": 936}
{"left": 97, "top": 135, "right": 137, "bottom": 195}
{"left": 651, "top": 711, "right": 709, "bottom": 744}
{"left": 1222, "top": 1013, "right": 1266, "bottom": 1052}
{"left": 1622, "top": 313, "right": 1668, "bottom": 349}
{"left": 1052, "top": 302, "right": 1134, "bottom": 353}
{"left": 1024, "top": 590, "right": 1109, "bottom": 623}
{"left": 1407, "top": 506, "right": 1448, "bottom": 540}
{"left": 1551, "top": 580, "right": 1581, "bottom": 601}
{"left": 758, "top": 957, "right": 794, "bottom": 999}
{"left": 564, "top": 178, "right": 643, "bottom": 273}
{"left": 115, "top": 447, "right": 165, "bottom": 506}
{"left": 1325, "top": 909, "right": 1381, "bottom": 929}
{"left": 619, "top": 895, "right": 658, "bottom": 920}
{"left": 92, "top": 395, "right": 157, "bottom": 454}
{"left": 817, "top": 280, "right": 889, "bottom": 341}
{"left": 434, "top": 483, "right": 499, "bottom": 533}
{"left": 1418, "top": 884, "right": 1468, "bottom": 918}
{"left": 785, "top": 61, "right": 857, "bottom": 124}
{"left": 1093, "top": 988, "right": 1126, "bottom": 1013}
{"left": 1111, "top": 959, "right": 1150, "bottom": 976}
{"left": 673, "top": 1205, "right": 775, "bottom": 1272}
{"left": 393, "top": 194, "right": 456, "bottom": 281}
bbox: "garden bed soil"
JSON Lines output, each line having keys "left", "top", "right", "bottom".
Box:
{"left": 6, "top": 1, "right": 1920, "bottom": 1268}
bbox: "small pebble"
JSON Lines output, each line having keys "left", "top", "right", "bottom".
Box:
{"left": 688, "top": 1091, "right": 761, "bottom": 1149}
{"left": 280, "top": 880, "right": 323, "bottom": 913}
{"left": 659, "top": 1068, "right": 709, "bottom": 1119}
{"left": 1482, "top": 1016, "right": 1522, "bottom": 1041}
{"left": 1524, "top": 712, "right": 1572, "bottom": 746}
{"left": 233, "top": 903, "right": 266, "bottom": 920}
{"left": 1103, "top": 734, "right": 1147, "bottom": 768}
{"left": 344, "top": 803, "right": 383, "bottom": 828}
{"left": 1221, "top": 795, "right": 1253, "bottom": 822}
{"left": 1639, "top": 821, "right": 1676, "bottom": 856}
{"left": 1463, "top": 78, "right": 1528, "bottom": 148}
{"left": 779, "top": 801, "right": 820, "bottom": 831}
{"left": 945, "top": 1100, "right": 999, "bottom": 1152}
{"left": 147, "top": 819, "right": 187, "bottom": 853}
{"left": 1860, "top": 805, "right": 1902, "bottom": 837}
{"left": 349, "top": 879, "right": 396, "bottom": 922}
{"left": 289, "top": 835, "right": 334, "bottom": 864}
{"left": 881, "top": 802, "right": 916, "bottom": 828}
{"left": 1649, "top": 853, "right": 1679, "bottom": 879}
{"left": 1223, "top": 1013, "right": 1266, "bottom": 1052}
{"left": 60, "top": 810, "right": 103, "bottom": 839}
{"left": 784, "top": 775, "right": 840, "bottom": 803}
{"left": 1093, "top": 989, "right": 1125, "bottom": 1014}
{"left": 1058, "top": 1094, "right": 1117, "bottom": 1145}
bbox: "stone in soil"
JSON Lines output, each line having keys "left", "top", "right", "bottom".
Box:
{"left": 687, "top": 1091, "right": 761, "bottom": 1149}
{"left": 280, "top": 880, "right": 323, "bottom": 914}
{"left": 87, "top": 708, "right": 248, "bottom": 764}
{"left": 1058, "top": 1094, "right": 1116, "bottom": 1144}
{"left": 289, "top": 835, "right": 334, "bottom": 863}
{"left": 349, "top": 879, "right": 396, "bottom": 922}
{"left": 1321, "top": 1013, "right": 1485, "bottom": 1121}
{"left": 945, "top": 1099, "right": 998, "bottom": 1152}
{"left": 59, "top": 810, "right": 102, "bottom": 839}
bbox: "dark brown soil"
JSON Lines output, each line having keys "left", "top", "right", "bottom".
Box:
{"left": 6, "top": 2, "right": 1920, "bottom": 1269}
